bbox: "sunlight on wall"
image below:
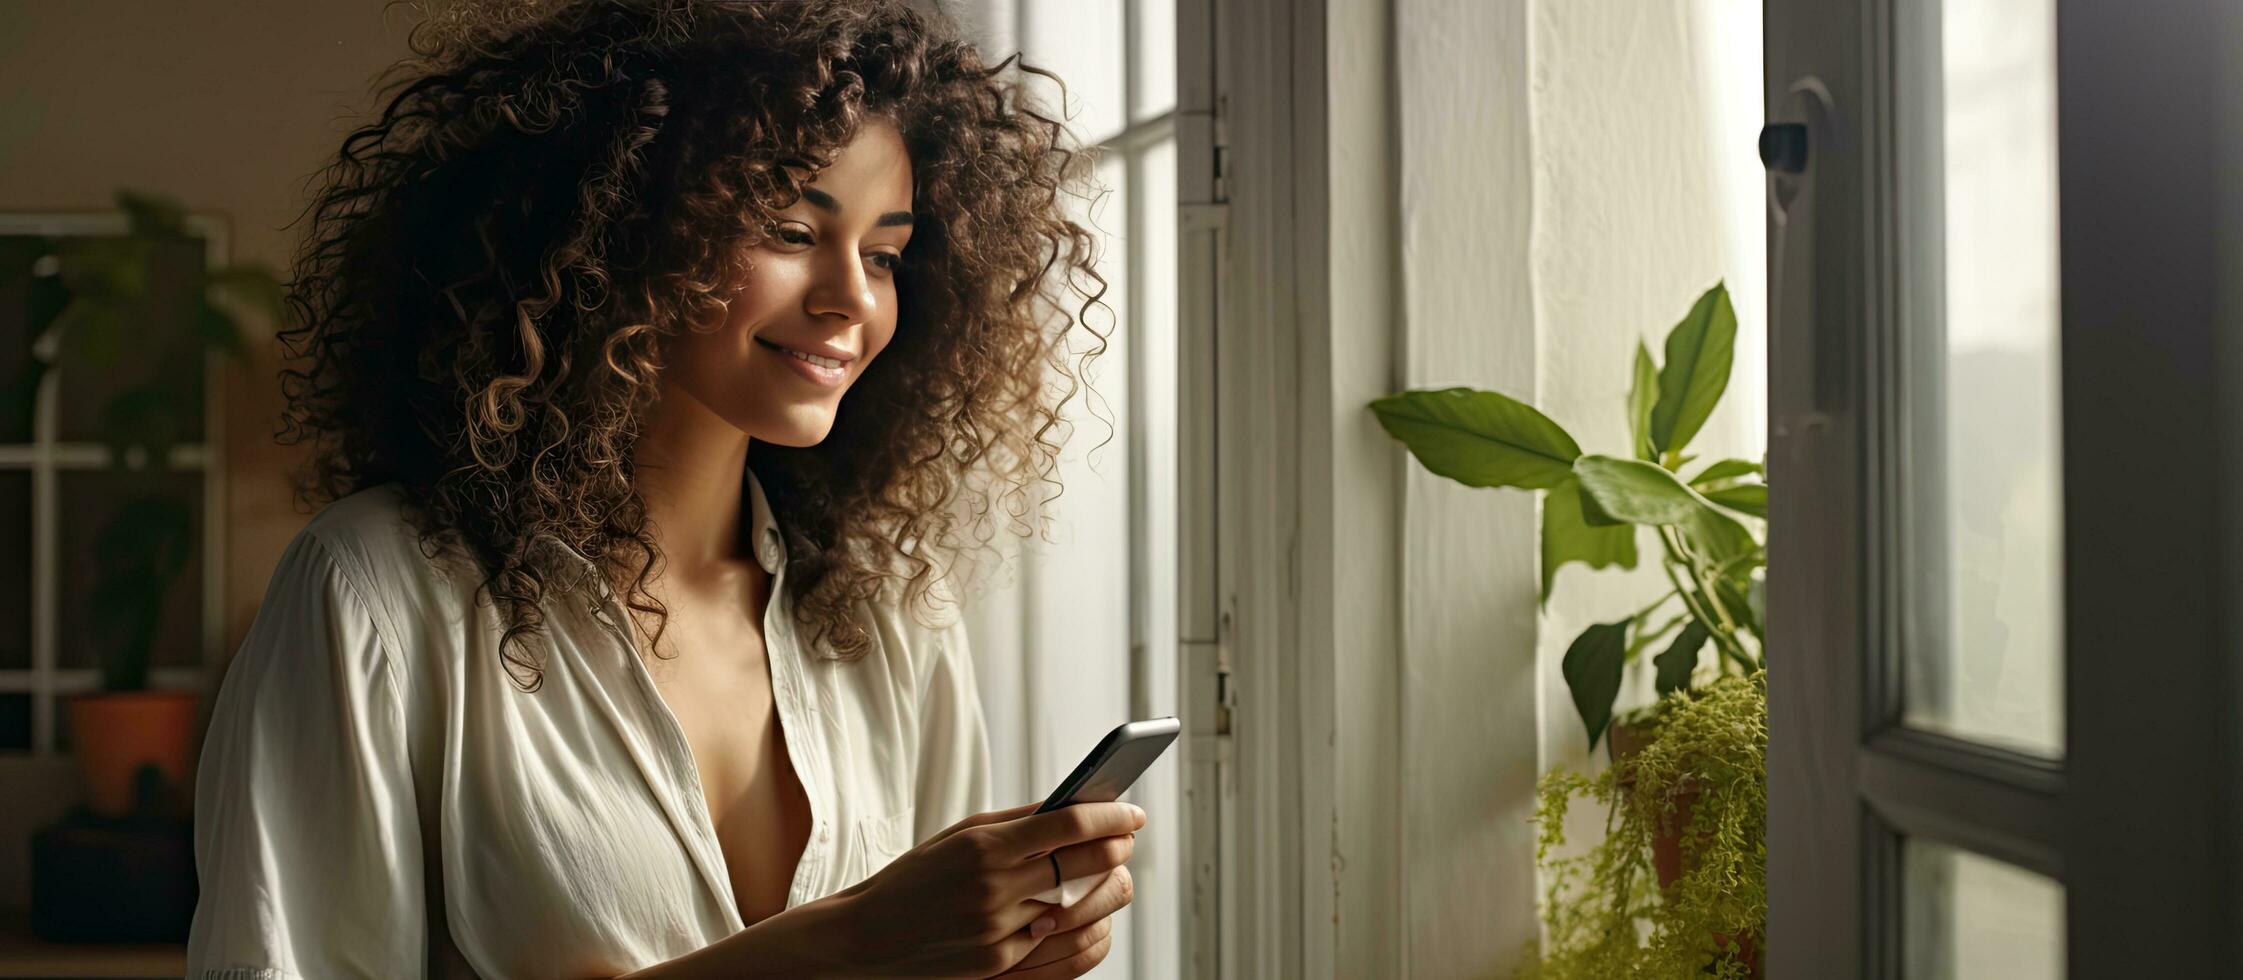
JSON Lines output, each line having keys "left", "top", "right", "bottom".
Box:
{"left": 1528, "top": 0, "right": 1767, "bottom": 774}
{"left": 1521, "top": 0, "right": 1768, "bottom": 955}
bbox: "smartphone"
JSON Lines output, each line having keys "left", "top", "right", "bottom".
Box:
{"left": 1033, "top": 717, "right": 1182, "bottom": 813}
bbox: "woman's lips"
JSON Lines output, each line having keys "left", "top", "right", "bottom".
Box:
{"left": 757, "top": 337, "right": 850, "bottom": 386}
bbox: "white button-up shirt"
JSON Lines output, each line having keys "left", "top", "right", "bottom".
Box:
{"left": 187, "top": 472, "right": 994, "bottom": 978}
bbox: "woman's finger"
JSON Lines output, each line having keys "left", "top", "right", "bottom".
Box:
{"left": 1036, "top": 864, "right": 1134, "bottom": 937}
{"left": 1047, "top": 833, "right": 1135, "bottom": 885}
{"left": 993, "top": 802, "right": 1144, "bottom": 861}
{"left": 994, "top": 929, "right": 1115, "bottom": 980}
{"left": 987, "top": 833, "right": 1136, "bottom": 906}
{"left": 999, "top": 916, "right": 1114, "bottom": 975}
{"left": 928, "top": 803, "right": 1041, "bottom": 845}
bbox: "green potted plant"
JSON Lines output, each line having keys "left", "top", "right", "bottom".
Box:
{"left": 1370, "top": 282, "right": 1767, "bottom": 977}
{"left": 7, "top": 190, "right": 275, "bottom": 818}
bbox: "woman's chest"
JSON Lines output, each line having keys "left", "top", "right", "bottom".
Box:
{"left": 639, "top": 602, "right": 815, "bottom": 925}
{"left": 411, "top": 599, "right": 925, "bottom": 976}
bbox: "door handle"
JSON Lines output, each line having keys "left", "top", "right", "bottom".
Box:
{"left": 1763, "top": 78, "right": 1842, "bottom": 421}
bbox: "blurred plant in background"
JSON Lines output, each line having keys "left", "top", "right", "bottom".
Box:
{"left": 3, "top": 189, "right": 277, "bottom": 693}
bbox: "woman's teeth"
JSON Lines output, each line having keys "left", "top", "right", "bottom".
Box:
{"left": 775, "top": 346, "right": 843, "bottom": 369}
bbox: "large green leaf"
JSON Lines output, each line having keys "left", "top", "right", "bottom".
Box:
{"left": 1628, "top": 340, "right": 1659, "bottom": 461}
{"left": 1650, "top": 282, "right": 1737, "bottom": 456}
{"left": 1680, "top": 503, "right": 1759, "bottom": 565}
{"left": 1688, "top": 458, "right": 1763, "bottom": 489}
{"left": 1540, "top": 477, "right": 1638, "bottom": 606}
{"left": 1654, "top": 620, "right": 1710, "bottom": 697}
{"left": 1561, "top": 621, "right": 1630, "bottom": 750}
{"left": 1573, "top": 454, "right": 1759, "bottom": 563}
{"left": 1703, "top": 483, "right": 1767, "bottom": 518}
{"left": 1370, "top": 387, "right": 1581, "bottom": 490}
{"left": 1573, "top": 455, "right": 1704, "bottom": 525}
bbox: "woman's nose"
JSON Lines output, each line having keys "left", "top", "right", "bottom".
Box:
{"left": 803, "top": 248, "right": 877, "bottom": 323}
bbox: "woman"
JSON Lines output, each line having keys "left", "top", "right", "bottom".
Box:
{"left": 186, "top": 1, "right": 1139, "bottom": 976}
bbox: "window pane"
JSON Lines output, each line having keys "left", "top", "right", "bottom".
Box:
{"left": 1900, "top": 0, "right": 2064, "bottom": 757}
{"left": 57, "top": 469, "right": 203, "bottom": 671}
{"left": 0, "top": 234, "right": 54, "bottom": 444}
{"left": 1020, "top": 149, "right": 1134, "bottom": 976}
{"left": 1132, "top": 0, "right": 1176, "bottom": 122}
{"left": 1021, "top": 0, "right": 1125, "bottom": 144}
{"left": 0, "top": 692, "right": 29, "bottom": 751}
{"left": 1905, "top": 839, "right": 2064, "bottom": 979}
{"left": 0, "top": 471, "right": 26, "bottom": 670}
{"left": 1133, "top": 134, "right": 1182, "bottom": 976}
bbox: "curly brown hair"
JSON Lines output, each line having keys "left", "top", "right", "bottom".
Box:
{"left": 277, "top": 0, "right": 1108, "bottom": 685}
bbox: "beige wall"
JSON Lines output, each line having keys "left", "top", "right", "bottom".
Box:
{"left": 0, "top": 1, "right": 412, "bottom": 657}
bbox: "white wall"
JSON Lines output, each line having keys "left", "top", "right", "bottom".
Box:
{"left": 1391, "top": 0, "right": 1545, "bottom": 972}
{"left": 1386, "top": 0, "right": 1765, "bottom": 972}
{"left": 1528, "top": 0, "right": 1768, "bottom": 783}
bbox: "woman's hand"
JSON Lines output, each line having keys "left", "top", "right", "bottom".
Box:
{"left": 825, "top": 801, "right": 1146, "bottom": 978}
{"left": 997, "top": 863, "right": 1134, "bottom": 978}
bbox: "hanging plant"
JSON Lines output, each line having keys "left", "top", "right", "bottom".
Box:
{"left": 1527, "top": 672, "right": 1766, "bottom": 978}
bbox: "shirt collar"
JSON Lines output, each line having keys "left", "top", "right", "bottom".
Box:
{"left": 745, "top": 467, "right": 786, "bottom": 575}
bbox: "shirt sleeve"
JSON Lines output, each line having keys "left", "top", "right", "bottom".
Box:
{"left": 186, "top": 531, "right": 426, "bottom": 980}
{"left": 913, "top": 614, "right": 995, "bottom": 843}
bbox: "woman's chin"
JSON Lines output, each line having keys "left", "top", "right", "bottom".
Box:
{"left": 751, "top": 405, "right": 839, "bottom": 448}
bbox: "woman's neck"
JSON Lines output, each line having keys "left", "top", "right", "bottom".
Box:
{"left": 633, "top": 381, "right": 756, "bottom": 576}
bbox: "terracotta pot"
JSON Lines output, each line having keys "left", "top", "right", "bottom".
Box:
{"left": 1606, "top": 720, "right": 1763, "bottom": 978}
{"left": 67, "top": 690, "right": 199, "bottom": 819}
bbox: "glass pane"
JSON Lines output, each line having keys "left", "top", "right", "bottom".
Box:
{"left": 1134, "top": 133, "right": 1183, "bottom": 975}
{"left": 1132, "top": 0, "right": 1177, "bottom": 122}
{"left": 1905, "top": 839, "right": 2064, "bottom": 978}
{"left": 0, "top": 471, "right": 27, "bottom": 669}
{"left": 57, "top": 469, "right": 203, "bottom": 671}
{"left": 0, "top": 692, "right": 28, "bottom": 751}
{"left": 56, "top": 235, "right": 208, "bottom": 445}
{"left": 1020, "top": 149, "right": 1136, "bottom": 976}
{"left": 1900, "top": 0, "right": 2064, "bottom": 757}
{"left": 1021, "top": 0, "right": 1125, "bottom": 144}
{"left": 0, "top": 234, "right": 57, "bottom": 444}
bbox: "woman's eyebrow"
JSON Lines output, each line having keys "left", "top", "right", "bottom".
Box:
{"left": 802, "top": 187, "right": 915, "bottom": 227}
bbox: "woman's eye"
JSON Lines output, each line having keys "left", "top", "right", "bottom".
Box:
{"left": 771, "top": 226, "right": 813, "bottom": 246}
{"left": 870, "top": 252, "right": 906, "bottom": 274}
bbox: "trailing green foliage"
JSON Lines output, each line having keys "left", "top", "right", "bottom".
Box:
{"left": 1523, "top": 673, "right": 1768, "bottom": 979}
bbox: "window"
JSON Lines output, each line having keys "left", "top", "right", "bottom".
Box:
{"left": 0, "top": 214, "right": 226, "bottom": 758}
{"left": 939, "top": 1, "right": 1186, "bottom": 976}
{"left": 1765, "top": 1, "right": 2243, "bottom": 975}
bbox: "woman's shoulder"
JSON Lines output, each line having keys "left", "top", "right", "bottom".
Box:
{"left": 285, "top": 483, "right": 482, "bottom": 605}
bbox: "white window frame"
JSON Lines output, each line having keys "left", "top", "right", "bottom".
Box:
{"left": 1180, "top": 0, "right": 1410, "bottom": 975}
{"left": 0, "top": 212, "right": 229, "bottom": 758}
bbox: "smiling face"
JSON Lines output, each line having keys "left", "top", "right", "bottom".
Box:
{"left": 667, "top": 117, "right": 916, "bottom": 447}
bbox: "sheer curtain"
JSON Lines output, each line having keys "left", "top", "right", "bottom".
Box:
{"left": 924, "top": 2, "right": 1182, "bottom": 976}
